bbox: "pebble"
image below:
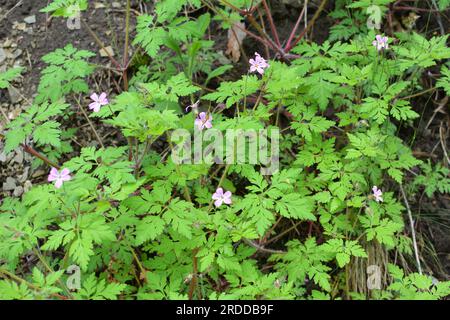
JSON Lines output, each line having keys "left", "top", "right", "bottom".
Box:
{"left": 14, "top": 22, "right": 26, "bottom": 31}
{"left": 8, "top": 86, "right": 22, "bottom": 104}
{"left": 13, "top": 150, "right": 24, "bottom": 164}
{"left": 24, "top": 180, "right": 33, "bottom": 193}
{"left": 31, "top": 169, "right": 46, "bottom": 178}
{"left": 3, "top": 39, "right": 12, "bottom": 47}
{"left": 2, "top": 177, "right": 17, "bottom": 191}
{"left": 24, "top": 15, "right": 36, "bottom": 24}
{"left": 0, "top": 48, "right": 6, "bottom": 64}
{"left": 18, "top": 167, "right": 29, "bottom": 183}
{"left": 13, "top": 186, "right": 24, "bottom": 197}
{"left": 99, "top": 46, "right": 115, "bottom": 57}
{"left": 94, "top": 2, "right": 106, "bottom": 9}
{"left": 12, "top": 49, "right": 23, "bottom": 59}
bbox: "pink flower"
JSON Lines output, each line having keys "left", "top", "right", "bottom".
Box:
{"left": 48, "top": 167, "right": 72, "bottom": 189}
{"left": 194, "top": 112, "right": 213, "bottom": 131}
{"left": 212, "top": 187, "right": 232, "bottom": 207}
{"left": 249, "top": 52, "right": 269, "bottom": 75}
{"left": 89, "top": 92, "right": 109, "bottom": 112}
{"left": 372, "top": 35, "right": 389, "bottom": 51}
{"left": 372, "top": 186, "right": 383, "bottom": 202}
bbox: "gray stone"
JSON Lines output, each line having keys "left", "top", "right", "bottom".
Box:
{"left": 99, "top": 46, "right": 114, "bottom": 57}
{"left": 12, "top": 49, "right": 22, "bottom": 59}
{"left": 13, "top": 186, "right": 24, "bottom": 197}
{"left": 23, "top": 180, "right": 33, "bottom": 193}
{"left": 24, "top": 15, "right": 36, "bottom": 24}
{"left": 7, "top": 86, "right": 22, "bottom": 104}
{"left": 18, "top": 166, "right": 29, "bottom": 183}
{"left": 13, "top": 149, "right": 24, "bottom": 164}
{"left": 3, "top": 177, "right": 16, "bottom": 191}
{"left": 0, "top": 48, "right": 6, "bottom": 64}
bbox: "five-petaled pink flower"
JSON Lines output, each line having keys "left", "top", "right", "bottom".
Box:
{"left": 372, "top": 186, "right": 383, "bottom": 202}
{"left": 48, "top": 167, "right": 72, "bottom": 189}
{"left": 212, "top": 187, "right": 232, "bottom": 207}
{"left": 249, "top": 52, "right": 269, "bottom": 75}
{"left": 194, "top": 112, "right": 213, "bottom": 131}
{"left": 89, "top": 92, "right": 109, "bottom": 112}
{"left": 372, "top": 35, "right": 389, "bottom": 51}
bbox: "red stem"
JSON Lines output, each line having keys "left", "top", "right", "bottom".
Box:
{"left": 285, "top": 5, "right": 307, "bottom": 51}
{"left": 393, "top": 6, "right": 439, "bottom": 12}
{"left": 285, "top": 0, "right": 328, "bottom": 52}
{"left": 21, "top": 144, "right": 60, "bottom": 169}
{"left": 261, "top": 0, "right": 281, "bottom": 47}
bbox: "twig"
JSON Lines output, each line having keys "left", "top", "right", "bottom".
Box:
{"left": 399, "top": 184, "right": 423, "bottom": 275}
{"left": 1, "top": 0, "right": 23, "bottom": 20}
{"left": 261, "top": 0, "right": 281, "bottom": 47}
{"left": 265, "top": 221, "right": 302, "bottom": 245}
{"left": 424, "top": 96, "right": 447, "bottom": 131}
{"left": 0, "top": 268, "right": 69, "bottom": 300}
{"left": 399, "top": 87, "right": 436, "bottom": 100}
{"left": 285, "top": 0, "right": 328, "bottom": 52}
{"left": 393, "top": 6, "right": 439, "bottom": 12}
{"left": 285, "top": 5, "right": 307, "bottom": 50}
{"left": 123, "top": 0, "right": 131, "bottom": 91}
{"left": 431, "top": 0, "right": 445, "bottom": 36}
{"left": 243, "top": 238, "right": 286, "bottom": 254}
{"left": 188, "top": 248, "right": 200, "bottom": 300}
{"left": 439, "top": 123, "right": 450, "bottom": 165}
{"left": 21, "top": 144, "right": 60, "bottom": 169}
{"left": 256, "top": 6, "right": 271, "bottom": 58}
{"left": 81, "top": 19, "right": 122, "bottom": 70}
{"left": 75, "top": 96, "right": 105, "bottom": 149}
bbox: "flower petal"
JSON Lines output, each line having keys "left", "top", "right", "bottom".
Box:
{"left": 54, "top": 179, "right": 63, "bottom": 189}
{"left": 215, "top": 188, "right": 223, "bottom": 196}
{"left": 90, "top": 93, "right": 99, "bottom": 101}
{"left": 48, "top": 168, "right": 59, "bottom": 181}
{"left": 60, "top": 168, "right": 71, "bottom": 176}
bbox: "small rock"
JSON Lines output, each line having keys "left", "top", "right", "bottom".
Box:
{"left": 18, "top": 167, "right": 29, "bottom": 183}
{"left": 3, "top": 39, "right": 12, "bottom": 47}
{"left": 24, "top": 180, "right": 33, "bottom": 193}
{"left": 32, "top": 169, "right": 46, "bottom": 178}
{"left": 13, "top": 150, "right": 24, "bottom": 164}
{"left": 0, "top": 48, "right": 6, "bottom": 64}
{"left": 0, "top": 152, "right": 6, "bottom": 162}
{"left": 13, "top": 186, "right": 24, "bottom": 197}
{"left": 14, "top": 22, "right": 26, "bottom": 31}
{"left": 94, "top": 2, "right": 106, "bottom": 9}
{"left": 12, "top": 49, "right": 23, "bottom": 59}
{"left": 8, "top": 107, "right": 22, "bottom": 120}
{"left": 99, "top": 46, "right": 114, "bottom": 57}
{"left": 24, "top": 15, "right": 36, "bottom": 24}
{"left": 112, "top": 2, "right": 121, "bottom": 8}
{"left": 7, "top": 86, "right": 22, "bottom": 104}
{"left": 3, "top": 177, "right": 17, "bottom": 191}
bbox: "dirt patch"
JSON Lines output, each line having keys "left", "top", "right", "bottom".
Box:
{"left": 1, "top": 0, "right": 138, "bottom": 198}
